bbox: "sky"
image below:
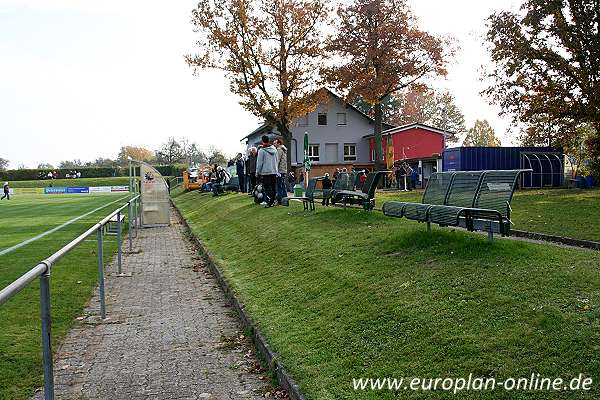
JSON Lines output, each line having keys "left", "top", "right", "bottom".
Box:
{"left": 0, "top": 0, "right": 522, "bottom": 169}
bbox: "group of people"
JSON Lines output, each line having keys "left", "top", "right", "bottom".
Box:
{"left": 243, "top": 135, "right": 291, "bottom": 207}
{"left": 393, "top": 162, "right": 418, "bottom": 191}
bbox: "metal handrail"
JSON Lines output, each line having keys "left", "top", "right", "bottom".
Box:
{"left": 0, "top": 194, "right": 141, "bottom": 400}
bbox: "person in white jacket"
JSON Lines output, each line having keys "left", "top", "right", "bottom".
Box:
{"left": 256, "top": 135, "right": 279, "bottom": 207}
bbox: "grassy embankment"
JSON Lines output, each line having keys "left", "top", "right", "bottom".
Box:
{"left": 173, "top": 190, "right": 599, "bottom": 399}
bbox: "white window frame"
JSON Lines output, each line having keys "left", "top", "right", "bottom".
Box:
{"left": 344, "top": 143, "right": 357, "bottom": 162}
{"left": 308, "top": 144, "right": 320, "bottom": 162}
{"left": 317, "top": 112, "right": 328, "bottom": 126}
{"left": 336, "top": 112, "right": 347, "bottom": 126}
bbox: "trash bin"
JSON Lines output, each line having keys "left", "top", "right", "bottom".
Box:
{"left": 576, "top": 176, "right": 586, "bottom": 188}
{"left": 585, "top": 176, "right": 594, "bottom": 188}
{"left": 293, "top": 183, "right": 304, "bottom": 197}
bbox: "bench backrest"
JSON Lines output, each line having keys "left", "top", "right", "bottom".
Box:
{"left": 361, "top": 171, "right": 386, "bottom": 198}
{"left": 305, "top": 177, "right": 322, "bottom": 199}
{"left": 422, "top": 172, "right": 455, "bottom": 205}
{"left": 445, "top": 171, "right": 485, "bottom": 208}
{"left": 334, "top": 173, "right": 355, "bottom": 191}
{"left": 474, "top": 170, "right": 523, "bottom": 218}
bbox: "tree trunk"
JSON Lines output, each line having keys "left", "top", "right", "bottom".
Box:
{"left": 373, "top": 101, "right": 385, "bottom": 171}
{"left": 279, "top": 122, "right": 293, "bottom": 173}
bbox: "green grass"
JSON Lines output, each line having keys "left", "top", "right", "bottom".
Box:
{"left": 378, "top": 188, "right": 600, "bottom": 242}
{"left": 8, "top": 176, "right": 133, "bottom": 188}
{"left": 173, "top": 191, "right": 599, "bottom": 399}
{"left": 0, "top": 193, "right": 130, "bottom": 399}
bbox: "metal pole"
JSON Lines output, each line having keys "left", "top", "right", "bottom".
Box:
{"left": 40, "top": 267, "right": 55, "bottom": 400}
{"left": 128, "top": 201, "right": 133, "bottom": 251}
{"left": 129, "top": 160, "right": 132, "bottom": 199}
{"left": 97, "top": 228, "right": 106, "bottom": 319}
{"left": 117, "top": 211, "right": 122, "bottom": 275}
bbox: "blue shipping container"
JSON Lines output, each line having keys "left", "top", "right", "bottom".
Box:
{"left": 443, "top": 147, "right": 563, "bottom": 188}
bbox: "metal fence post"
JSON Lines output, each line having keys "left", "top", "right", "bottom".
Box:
{"left": 97, "top": 227, "right": 106, "bottom": 319}
{"left": 128, "top": 201, "right": 133, "bottom": 252}
{"left": 117, "top": 211, "right": 122, "bottom": 275}
{"left": 40, "top": 266, "right": 55, "bottom": 400}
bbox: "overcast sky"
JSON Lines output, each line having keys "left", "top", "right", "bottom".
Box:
{"left": 0, "top": 0, "right": 522, "bottom": 169}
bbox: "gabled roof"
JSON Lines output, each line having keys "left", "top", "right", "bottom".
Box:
{"left": 323, "top": 88, "right": 396, "bottom": 130}
{"left": 362, "top": 122, "right": 453, "bottom": 139}
{"left": 240, "top": 88, "right": 396, "bottom": 142}
{"left": 240, "top": 122, "right": 272, "bottom": 142}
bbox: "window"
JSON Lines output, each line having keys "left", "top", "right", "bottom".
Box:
{"left": 344, "top": 144, "right": 356, "bottom": 161}
{"left": 308, "top": 144, "right": 320, "bottom": 162}
{"left": 317, "top": 113, "right": 327, "bottom": 125}
{"left": 298, "top": 113, "right": 309, "bottom": 127}
{"left": 336, "top": 112, "right": 347, "bottom": 126}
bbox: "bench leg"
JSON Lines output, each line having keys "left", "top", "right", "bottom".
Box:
{"left": 488, "top": 230, "right": 494, "bottom": 242}
{"left": 427, "top": 221, "right": 431, "bottom": 233}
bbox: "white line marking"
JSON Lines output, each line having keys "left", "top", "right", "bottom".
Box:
{"left": 0, "top": 196, "right": 127, "bottom": 256}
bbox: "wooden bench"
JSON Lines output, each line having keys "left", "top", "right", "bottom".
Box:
{"left": 382, "top": 169, "right": 531, "bottom": 240}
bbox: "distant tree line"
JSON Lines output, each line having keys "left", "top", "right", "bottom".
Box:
{"left": 0, "top": 137, "right": 230, "bottom": 177}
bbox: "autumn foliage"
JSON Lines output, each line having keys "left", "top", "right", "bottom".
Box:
{"left": 323, "top": 0, "right": 449, "bottom": 169}
{"left": 485, "top": 0, "right": 600, "bottom": 156}
{"left": 186, "top": 0, "right": 329, "bottom": 169}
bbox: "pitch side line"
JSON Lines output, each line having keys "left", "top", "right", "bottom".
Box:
{"left": 0, "top": 195, "right": 128, "bottom": 257}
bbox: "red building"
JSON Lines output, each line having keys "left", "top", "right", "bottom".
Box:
{"left": 365, "top": 123, "right": 448, "bottom": 186}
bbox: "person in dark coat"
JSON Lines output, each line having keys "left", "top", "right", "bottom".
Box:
{"left": 1, "top": 182, "right": 10, "bottom": 200}
{"left": 235, "top": 153, "right": 245, "bottom": 192}
{"left": 245, "top": 147, "right": 257, "bottom": 194}
{"left": 321, "top": 173, "right": 332, "bottom": 206}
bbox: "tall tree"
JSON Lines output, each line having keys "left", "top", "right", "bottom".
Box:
{"left": 0, "top": 158, "right": 9, "bottom": 171}
{"left": 37, "top": 163, "right": 54, "bottom": 169}
{"left": 180, "top": 138, "right": 207, "bottom": 166}
{"left": 117, "top": 146, "right": 154, "bottom": 164}
{"left": 186, "top": 0, "right": 329, "bottom": 171}
{"left": 463, "top": 120, "right": 501, "bottom": 147}
{"left": 155, "top": 137, "right": 185, "bottom": 164}
{"left": 323, "top": 0, "right": 449, "bottom": 169}
{"left": 206, "top": 146, "right": 228, "bottom": 166}
{"left": 59, "top": 159, "right": 83, "bottom": 169}
{"left": 391, "top": 86, "right": 465, "bottom": 142}
{"left": 484, "top": 0, "right": 600, "bottom": 154}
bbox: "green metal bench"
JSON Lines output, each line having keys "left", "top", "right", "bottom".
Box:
{"left": 281, "top": 177, "right": 322, "bottom": 211}
{"left": 382, "top": 169, "right": 530, "bottom": 240}
{"left": 330, "top": 171, "right": 387, "bottom": 211}
{"left": 222, "top": 176, "right": 239, "bottom": 192}
{"left": 281, "top": 172, "right": 356, "bottom": 211}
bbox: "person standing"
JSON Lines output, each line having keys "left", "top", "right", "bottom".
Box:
{"left": 274, "top": 138, "right": 288, "bottom": 203}
{"left": 410, "top": 166, "right": 417, "bottom": 190}
{"left": 321, "top": 173, "right": 333, "bottom": 206}
{"left": 235, "top": 153, "right": 245, "bottom": 193}
{"left": 1, "top": 182, "right": 10, "bottom": 200}
{"left": 245, "top": 147, "right": 257, "bottom": 194}
{"left": 256, "top": 135, "right": 279, "bottom": 207}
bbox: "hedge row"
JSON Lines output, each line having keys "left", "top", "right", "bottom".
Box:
{"left": 0, "top": 165, "right": 186, "bottom": 181}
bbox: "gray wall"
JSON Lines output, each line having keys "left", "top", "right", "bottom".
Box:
{"left": 245, "top": 92, "right": 375, "bottom": 165}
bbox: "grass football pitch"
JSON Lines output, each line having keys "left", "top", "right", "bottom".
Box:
{"left": 0, "top": 193, "right": 130, "bottom": 399}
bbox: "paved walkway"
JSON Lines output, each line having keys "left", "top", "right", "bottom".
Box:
{"left": 38, "top": 209, "right": 270, "bottom": 400}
